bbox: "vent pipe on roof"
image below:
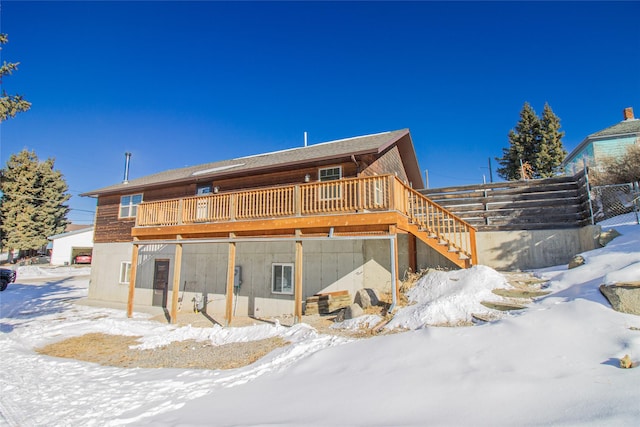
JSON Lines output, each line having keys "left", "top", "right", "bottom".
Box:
{"left": 304, "top": 131, "right": 308, "bottom": 147}
{"left": 123, "top": 152, "right": 132, "bottom": 184}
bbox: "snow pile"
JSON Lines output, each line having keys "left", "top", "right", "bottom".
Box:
{"left": 2, "top": 223, "right": 640, "bottom": 426}
{"left": 14, "top": 264, "right": 92, "bottom": 278}
{"left": 133, "top": 321, "right": 323, "bottom": 350}
{"left": 387, "top": 265, "right": 511, "bottom": 329}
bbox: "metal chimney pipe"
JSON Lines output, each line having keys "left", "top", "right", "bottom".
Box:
{"left": 123, "top": 152, "right": 132, "bottom": 183}
{"left": 304, "top": 131, "right": 308, "bottom": 147}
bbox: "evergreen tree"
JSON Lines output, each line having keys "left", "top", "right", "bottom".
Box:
{"left": 496, "top": 102, "right": 566, "bottom": 180}
{"left": 496, "top": 102, "right": 541, "bottom": 180}
{"left": 0, "top": 33, "right": 31, "bottom": 122}
{"left": 0, "top": 150, "right": 70, "bottom": 253}
{"left": 537, "top": 103, "right": 567, "bottom": 178}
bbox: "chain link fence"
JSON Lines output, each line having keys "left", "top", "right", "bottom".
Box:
{"left": 589, "top": 181, "right": 640, "bottom": 226}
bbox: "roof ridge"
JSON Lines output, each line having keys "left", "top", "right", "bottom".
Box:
{"left": 233, "top": 129, "right": 401, "bottom": 161}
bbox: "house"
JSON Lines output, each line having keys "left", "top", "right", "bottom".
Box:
{"left": 81, "top": 129, "right": 477, "bottom": 324}
{"left": 47, "top": 226, "right": 94, "bottom": 266}
{"left": 563, "top": 107, "right": 640, "bottom": 175}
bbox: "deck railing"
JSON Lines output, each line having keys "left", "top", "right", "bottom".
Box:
{"left": 136, "top": 175, "right": 476, "bottom": 263}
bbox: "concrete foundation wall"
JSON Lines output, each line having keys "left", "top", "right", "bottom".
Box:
{"left": 475, "top": 225, "right": 601, "bottom": 270}
{"left": 97, "top": 238, "right": 396, "bottom": 318}
{"left": 88, "top": 242, "right": 131, "bottom": 303}
{"left": 87, "top": 226, "right": 601, "bottom": 316}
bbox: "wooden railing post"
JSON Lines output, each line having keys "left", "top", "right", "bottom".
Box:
{"left": 177, "top": 199, "right": 184, "bottom": 225}
{"left": 230, "top": 192, "right": 236, "bottom": 221}
{"left": 295, "top": 185, "right": 301, "bottom": 216}
{"left": 469, "top": 227, "right": 478, "bottom": 267}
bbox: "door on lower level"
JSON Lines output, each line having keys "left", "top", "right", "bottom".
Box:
{"left": 152, "top": 259, "right": 170, "bottom": 307}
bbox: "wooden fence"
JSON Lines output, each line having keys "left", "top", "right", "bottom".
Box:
{"left": 419, "top": 170, "right": 592, "bottom": 231}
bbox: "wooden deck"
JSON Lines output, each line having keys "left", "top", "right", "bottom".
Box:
{"left": 133, "top": 175, "right": 477, "bottom": 268}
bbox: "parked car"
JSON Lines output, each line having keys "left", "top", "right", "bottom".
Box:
{"left": 74, "top": 254, "right": 92, "bottom": 264}
{"left": 0, "top": 268, "right": 17, "bottom": 291}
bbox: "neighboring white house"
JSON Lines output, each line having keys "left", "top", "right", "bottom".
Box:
{"left": 48, "top": 227, "right": 94, "bottom": 266}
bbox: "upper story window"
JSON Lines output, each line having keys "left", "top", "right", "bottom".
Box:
{"left": 318, "top": 166, "right": 342, "bottom": 200}
{"left": 319, "top": 166, "right": 342, "bottom": 182}
{"left": 196, "top": 184, "right": 212, "bottom": 195}
{"left": 119, "top": 194, "right": 143, "bottom": 218}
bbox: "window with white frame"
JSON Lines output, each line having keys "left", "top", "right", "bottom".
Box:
{"left": 272, "top": 263, "right": 294, "bottom": 294}
{"left": 119, "top": 261, "right": 132, "bottom": 285}
{"left": 374, "top": 179, "right": 385, "bottom": 206}
{"left": 318, "top": 166, "right": 342, "bottom": 200}
{"left": 119, "top": 194, "right": 143, "bottom": 218}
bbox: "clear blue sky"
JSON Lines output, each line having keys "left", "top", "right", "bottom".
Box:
{"left": 1, "top": 1, "right": 639, "bottom": 225}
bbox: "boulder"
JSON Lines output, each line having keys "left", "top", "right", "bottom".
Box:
{"left": 354, "top": 288, "right": 380, "bottom": 309}
{"left": 599, "top": 282, "right": 640, "bottom": 315}
{"left": 620, "top": 354, "right": 634, "bottom": 369}
{"left": 568, "top": 255, "right": 585, "bottom": 269}
{"left": 599, "top": 229, "right": 621, "bottom": 247}
{"left": 344, "top": 303, "right": 364, "bottom": 320}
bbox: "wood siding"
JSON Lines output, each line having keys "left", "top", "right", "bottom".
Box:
{"left": 360, "top": 145, "right": 409, "bottom": 183}
{"left": 94, "top": 160, "right": 360, "bottom": 243}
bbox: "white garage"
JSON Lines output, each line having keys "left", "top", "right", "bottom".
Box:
{"left": 48, "top": 227, "right": 94, "bottom": 266}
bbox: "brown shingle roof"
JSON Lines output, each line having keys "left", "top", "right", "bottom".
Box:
{"left": 82, "top": 129, "right": 416, "bottom": 196}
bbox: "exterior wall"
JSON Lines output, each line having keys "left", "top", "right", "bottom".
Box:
{"left": 93, "top": 161, "right": 362, "bottom": 244}
{"left": 360, "top": 145, "right": 409, "bottom": 183}
{"left": 593, "top": 136, "right": 638, "bottom": 162}
{"left": 565, "top": 135, "right": 638, "bottom": 175}
{"left": 88, "top": 242, "right": 132, "bottom": 303}
{"left": 475, "top": 225, "right": 601, "bottom": 270}
{"left": 565, "top": 143, "right": 595, "bottom": 175}
{"left": 125, "top": 238, "right": 395, "bottom": 318}
{"left": 415, "top": 239, "right": 459, "bottom": 271}
{"left": 50, "top": 229, "right": 94, "bottom": 266}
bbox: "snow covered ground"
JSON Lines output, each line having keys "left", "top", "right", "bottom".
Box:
{"left": 1, "top": 221, "right": 640, "bottom": 426}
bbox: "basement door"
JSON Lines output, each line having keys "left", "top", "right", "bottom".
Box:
{"left": 152, "top": 259, "right": 170, "bottom": 307}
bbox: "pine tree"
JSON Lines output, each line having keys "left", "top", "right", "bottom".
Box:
{"left": 496, "top": 102, "right": 541, "bottom": 180}
{"left": 0, "top": 33, "right": 31, "bottom": 122}
{"left": 496, "top": 102, "right": 566, "bottom": 180}
{"left": 537, "top": 103, "right": 567, "bottom": 178}
{"left": 0, "top": 150, "right": 70, "bottom": 253}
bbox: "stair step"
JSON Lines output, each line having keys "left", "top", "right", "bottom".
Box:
{"left": 480, "top": 301, "right": 527, "bottom": 311}
{"left": 492, "top": 289, "right": 550, "bottom": 299}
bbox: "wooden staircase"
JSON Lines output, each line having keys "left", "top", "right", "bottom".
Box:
{"left": 394, "top": 180, "right": 477, "bottom": 269}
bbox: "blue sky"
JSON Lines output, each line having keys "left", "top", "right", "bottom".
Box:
{"left": 1, "top": 1, "right": 639, "bottom": 225}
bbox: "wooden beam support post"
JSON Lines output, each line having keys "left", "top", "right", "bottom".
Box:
{"left": 469, "top": 227, "right": 478, "bottom": 267}
{"left": 126, "top": 242, "right": 140, "bottom": 318}
{"left": 390, "top": 225, "right": 400, "bottom": 302}
{"left": 225, "top": 233, "right": 237, "bottom": 326}
{"left": 170, "top": 236, "right": 183, "bottom": 324}
{"left": 294, "top": 229, "right": 304, "bottom": 323}
{"left": 408, "top": 233, "right": 417, "bottom": 274}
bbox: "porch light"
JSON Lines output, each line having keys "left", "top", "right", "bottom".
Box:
{"left": 304, "top": 174, "right": 311, "bottom": 182}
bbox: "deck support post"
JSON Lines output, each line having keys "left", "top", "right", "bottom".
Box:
{"left": 225, "top": 233, "right": 237, "bottom": 326}
{"left": 170, "top": 236, "right": 183, "bottom": 324}
{"left": 408, "top": 233, "right": 417, "bottom": 274}
{"left": 390, "top": 226, "right": 400, "bottom": 303}
{"left": 126, "top": 241, "right": 140, "bottom": 318}
{"left": 294, "top": 231, "right": 304, "bottom": 323}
